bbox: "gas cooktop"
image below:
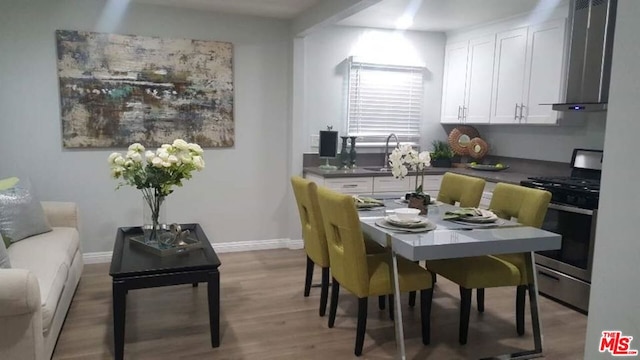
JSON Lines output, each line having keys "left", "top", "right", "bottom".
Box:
{"left": 525, "top": 176, "right": 600, "bottom": 193}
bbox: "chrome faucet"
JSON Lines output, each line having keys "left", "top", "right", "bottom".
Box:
{"left": 381, "top": 133, "right": 400, "bottom": 171}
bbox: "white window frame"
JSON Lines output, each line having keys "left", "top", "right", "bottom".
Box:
{"left": 346, "top": 58, "right": 425, "bottom": 147}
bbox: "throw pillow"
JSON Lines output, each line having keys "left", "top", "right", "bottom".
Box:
{"left": 0, "top": 178, "right": 52, "bottom": 243}
{"left": 0, "top": 233, "right": 10, "bottom": 269}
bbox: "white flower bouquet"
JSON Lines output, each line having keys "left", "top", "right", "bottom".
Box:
{"left": 108, "top": 139, "right": 205, "bottom": 240}
{"left": 389, "top": 144, "right": 432, "bottom": 194}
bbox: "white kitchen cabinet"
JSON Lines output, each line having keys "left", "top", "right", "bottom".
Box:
{"left": 304, "top": 174, "right": 373, "bottom": 195}
{"left": 441, "top": 42, "right": 469, "bottom": 124}
{"left": 490, "top": 27, "right": 529, "bottom": 124}
{"left": 440, "top": 36, "right": 495, "bottom": 124}
{"left": 491, "top": 19, "right": 566, "bottom": 124}
{"left": 373, "top": 176, "right": 412, "bottom": 193}
{"left": 521, "top": 19, "right": 566, "bottom": 124}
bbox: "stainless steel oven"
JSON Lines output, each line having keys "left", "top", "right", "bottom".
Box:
{"left": 521, "top": 148, "right": 602, "bottom": 313}
{"left": 534, "top": 204, "right": 597, "bottom": 312}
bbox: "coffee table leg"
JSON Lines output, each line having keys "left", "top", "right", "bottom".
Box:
{"left": 113, "top": 280, "right": 127, "bottom": 360}
{"left": 208, "top": 271, "right": 220, "bottom": 347}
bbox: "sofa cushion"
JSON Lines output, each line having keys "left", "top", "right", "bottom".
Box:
{"left": 0, "top": 178, "right": 52, "bottom": 243}
{"left": 7, "top": 228, "right": 80, "bottom": 332}
{"left": 0, "top": 233, "right": 10, "bottom": 268}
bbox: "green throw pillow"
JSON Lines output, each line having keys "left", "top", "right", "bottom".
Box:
{"left": 0, "top": 178, "right": 52, "bottom": 243}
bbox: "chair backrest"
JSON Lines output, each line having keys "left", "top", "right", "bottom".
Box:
{"left": 290, "top": 177, "right": 330, "bottom": 268}
{"left": 437, "top": 172, "right": 486, "bottom": 208}
{"left": 316, "top": 186, "right": 370, "bottom": 298}
{"left": 488, "top": 183, "right": 552, "bottom": 228}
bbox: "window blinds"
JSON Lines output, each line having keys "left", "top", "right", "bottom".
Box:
{"left": 347, "top": 61, "right": 424, "bottom": 144}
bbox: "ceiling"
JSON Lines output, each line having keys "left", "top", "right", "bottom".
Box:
{"left": 130, "top": 0, "right": 321, "bottom": 19}
{"left": 338, "top": 0, "right": 568, "bottom": 32}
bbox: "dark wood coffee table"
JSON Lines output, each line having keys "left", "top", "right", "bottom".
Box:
{"left": 109, "top": 223, "right": 221, "bottom": 360}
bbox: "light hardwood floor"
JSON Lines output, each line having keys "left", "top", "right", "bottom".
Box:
{"left": 52, "top": 249, "right": 587, "bottom": 359}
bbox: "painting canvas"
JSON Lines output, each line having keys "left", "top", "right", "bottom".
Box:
{"left": 56, "top": 30, "right": 234, "bottom": 148}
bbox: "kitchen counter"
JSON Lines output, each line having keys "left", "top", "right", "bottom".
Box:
{"left": 303, "top": 165, "right": 565, "bottom": 185}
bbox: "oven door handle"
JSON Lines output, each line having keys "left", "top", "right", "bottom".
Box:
{"left": 548, "top": 203, "right": 594, "bottom": 216}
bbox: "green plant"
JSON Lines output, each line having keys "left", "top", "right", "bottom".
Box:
{"left": 430, "top": 140, "right": 454, "bottom": 160}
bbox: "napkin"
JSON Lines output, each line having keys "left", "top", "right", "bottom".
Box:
{"left": 353, "top": 196, "right": 384, "bottom": 208}
{"left": 443, "top": 207, "right": 484, "bottom": 220}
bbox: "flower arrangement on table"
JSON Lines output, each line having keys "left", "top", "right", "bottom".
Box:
{"left": 108, "top": 139, "right": 205, "bottom": 242}
{"left": 389, "top": 144, "right": 432, "bottom": 213}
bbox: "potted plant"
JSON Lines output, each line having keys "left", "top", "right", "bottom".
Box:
{"left": 389, "top": 145, "right": 431, "bottom": 214}
{"left": 430, "top": 140, "right": 454, "bottom": 168}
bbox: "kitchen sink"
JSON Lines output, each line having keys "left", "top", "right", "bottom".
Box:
{"left": 362, "top": 167, "right": 393, "bottom": 172}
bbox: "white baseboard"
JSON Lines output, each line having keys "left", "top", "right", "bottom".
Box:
{"left": 82, "top": 238, "right": 304, "bottom": 264}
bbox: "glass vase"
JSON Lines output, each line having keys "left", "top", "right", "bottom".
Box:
{"left": 142, "top": 189, "right": 166, "bottom": 244}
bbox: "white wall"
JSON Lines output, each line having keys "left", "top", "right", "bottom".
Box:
{"left": 0, "top": 0, "right": 292, "bottom": 253}
{"left": 584, "top": 0, "right": 640, "bottom": 357}
{"left": 301, "top": 26, "right": 447, "bottom": 152}
{"left": 476, "top": 114, "right": 606, "bottom": 162}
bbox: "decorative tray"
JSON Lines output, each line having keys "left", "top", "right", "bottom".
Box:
{"left": 129, "top": 233, "right": 202, "bottom": 257}
{"left": 466, "top": 164, "right": 510, "bottom": 172}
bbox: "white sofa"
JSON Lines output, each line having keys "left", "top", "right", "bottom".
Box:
{"left": 0, "top": 201, "right": 83, "bottom": 360}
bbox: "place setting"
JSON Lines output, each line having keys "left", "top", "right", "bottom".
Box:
{"left": 375, "top": 208, "right": 437, "bottom": 233}
{"left": 442, "top": 207, "right": 505, "bottom": 229}
{"left": 353, "top": 195, "right": 386, "bottom": 210}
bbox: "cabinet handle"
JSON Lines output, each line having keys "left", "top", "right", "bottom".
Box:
{"left": 462, "top": 106, "right": 467, "bottom": 122}
{"left": 538, "top": 270, "right": 560, "bottom": 282}
{"left": 457, "top": 106, "right": 462, "bottom": 121}
{"left": 342, "top": 184, "right": 358, "bottom": 188}
{"left": 520, "top": 104, "right": 526, "bottom": 121}
{"left": 514, "top": 103, "right": 519, "bottom": 120}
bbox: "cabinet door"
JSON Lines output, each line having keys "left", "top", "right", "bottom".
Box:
{"left": 441, "top": 42, "right": 468, "bottom": 124}
{"left": 490, "top": 27, "right": 528, "bottom": 124}
{"left": 373, "top": 177, "right": 412, "bottom": 193}
{"left": 464, "top": 35, "right": 496, "bottom": 124}
{"left": 522, "top": 19, "right": 566, "bottom": 124}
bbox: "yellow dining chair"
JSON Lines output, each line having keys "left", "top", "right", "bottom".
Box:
{"left": 437, "top": 172, "right": 486, "bottom": 207}
{"left": 316, "top": 186, "right": 434, "bottom": 356}
{"left": 479, "top": 183, "right": 551, "bottom": 336}
{"left": 290, "top": 177, "right": 387, "bottom": 317}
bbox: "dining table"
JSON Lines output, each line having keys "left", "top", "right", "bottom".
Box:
{"left": 357, "top": 197, "right": 561, "bottom": 360}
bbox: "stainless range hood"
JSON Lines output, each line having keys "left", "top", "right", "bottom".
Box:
{"left": 552, "top": 0, "right": 617, "bottom": 112}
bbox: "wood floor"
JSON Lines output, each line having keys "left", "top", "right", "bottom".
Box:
{"left": 52, "top": 249, "right": 587, "bottom": 360}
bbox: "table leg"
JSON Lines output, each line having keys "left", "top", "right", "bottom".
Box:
{"left": 208, "top": 270, "right": 220, "bottom": 348}
{"left": 112, "top": 280, "right": 127, "bottom": 360}
{"left": 386, "top": 234, "right": 406, "bottom": 360}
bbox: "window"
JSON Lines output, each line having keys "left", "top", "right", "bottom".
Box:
{"left": 347, "top": 60, "right": 425, "bottom": 145}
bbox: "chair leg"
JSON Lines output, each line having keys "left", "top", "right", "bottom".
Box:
{"left": 304, "top": 256, "right": 314, "bottom": 297}
{"left": 420, "top": 288, "right": 433, "bottom": 345}
{"left": 409, "top": 291, "right": 416, "bottom": 308}
{"left": 355, "top": 297, "right": 368, "bottom": 356}
{"left": 516, "top": 285, "right": 527, "bottom": 336}
{"left": 459, "top": 287, "right": 472, "bottom": 345}
{"left": 431, "top": 272, "right": 437, "bottom": 284}
{"left": 477, "top": 288, "right": 485, "bottom": 313}
{"left": 319, "top": 267, "right": 330, "bottom": 317}
{"left": 388, "top": 294, "right": 394, "bottom": 321}
{"left": 328, "top": 278, "right": 340, "bottom": 328}
{"left": 378, "top": 295, "right": 385, "bottom": 310}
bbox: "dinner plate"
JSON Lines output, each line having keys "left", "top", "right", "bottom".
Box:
{"left": 375, "top": 219, "right": 437, "bottom": 233}
{"left": 384, "top": 215, "right": 428, "bottom": 228}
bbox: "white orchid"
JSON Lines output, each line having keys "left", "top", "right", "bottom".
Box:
{"left": 128, "top": 143, "right": 145, "bottom": 153}
{"left": 389, "top": 145, "right": 432, "bottom": 194}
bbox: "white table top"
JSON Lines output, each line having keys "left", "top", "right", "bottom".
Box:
{"left": 358, "top": 201, "right": 561, "bottom": 261}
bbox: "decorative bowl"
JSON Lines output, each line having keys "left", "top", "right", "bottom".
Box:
{"left": 394, "top": 208, "right": 421, "bottom": 221}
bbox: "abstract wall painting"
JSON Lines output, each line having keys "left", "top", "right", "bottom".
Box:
{"left": 55, "top": 30, "right": 234, "bottom": 148}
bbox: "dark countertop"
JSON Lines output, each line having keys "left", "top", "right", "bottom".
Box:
{"left": 303, "top": 165, "right": 566, "bottom": 185}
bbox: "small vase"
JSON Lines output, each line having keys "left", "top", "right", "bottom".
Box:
{"left": 340, "top": 136, "right": 350, "bottom": 169}
{"left": 407, "top": 193, "right": 430, "bottom": 215}
{"left": 142, "top": 189, "right": 166, "bottom": 244}
{"left": 349, "top": 136, "right": 357, "bottom": 168}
